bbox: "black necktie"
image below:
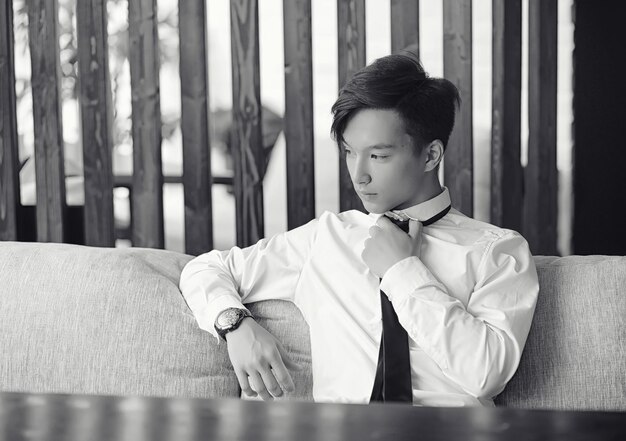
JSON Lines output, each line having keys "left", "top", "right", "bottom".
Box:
{"left": 369, "top": 205, "right": 451, "bottom": 403}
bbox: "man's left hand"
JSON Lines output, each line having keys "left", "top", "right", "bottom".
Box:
{"left": 361, "top": 217, "right": 423, "bottom": 279}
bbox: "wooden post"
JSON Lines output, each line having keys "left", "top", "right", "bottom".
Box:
{"left": 443, "top": 0, "right": 473, "bottom": 217}
{"left": 284, "top": 0, "right": 315, "bottom": 229}
{"left": 128, "top": 0, "right": 164, "bottom": 248}
{"left": 390, "top": 0, "right": 419, "bottom": 56}
{"left": 76, "top": 0, "right": 115, "bottom": 247}
{"left": 573, "top": 1, "right": 626, "bottom": 255}
{"left": 27, "top": 0, "right": 66, "bottom": 242}
{"left": 524, "top": 0, "right": 557, "bottom": 255}
{"left": 491, "top": 0, "right": 522, "bottom": 231}
{"left": 337, "top": 0, "right": 366, "bottom": 213}
{"left": 0, "top": 0, "right": 20, "bottom": 241}
{"left": 179, "top": 0, "right": 214, "bottom": 255}
{"left": 230, "top": 0, "right": 264, "bottom": 247}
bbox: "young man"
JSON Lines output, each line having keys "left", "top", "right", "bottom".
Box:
{"left": 180, "top": 54, "right": 539, "bottom": 407}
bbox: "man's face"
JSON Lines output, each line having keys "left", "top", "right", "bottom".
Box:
{"left": 342, "top": 109, "right": 429, "bottom": 214}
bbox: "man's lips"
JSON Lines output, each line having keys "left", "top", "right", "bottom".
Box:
{"left": 358, "top": 192, "right": 377, "bottom": 200}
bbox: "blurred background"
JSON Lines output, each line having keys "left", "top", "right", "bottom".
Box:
{"left": 7, "top": 0, "right": 609, "bottom": 256}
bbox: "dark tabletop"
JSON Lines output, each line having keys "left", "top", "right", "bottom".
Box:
{"left": 0, "top": 391, "right": 624, "bottom": 441}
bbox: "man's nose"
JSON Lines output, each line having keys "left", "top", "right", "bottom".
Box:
{"left": 354, "top": 156, "right": 371, "bottom": 185}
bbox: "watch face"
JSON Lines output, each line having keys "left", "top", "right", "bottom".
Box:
{"left": 216, "top": 308, "right": 242, "bottom": 329}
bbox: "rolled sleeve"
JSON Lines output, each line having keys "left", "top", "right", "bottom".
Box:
{"left": 179, "top": 218, "right": 318, "bottom": 343}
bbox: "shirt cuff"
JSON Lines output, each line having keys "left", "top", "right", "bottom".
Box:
{"left": 380, "top": 256, "right": 449, "bottom": 304}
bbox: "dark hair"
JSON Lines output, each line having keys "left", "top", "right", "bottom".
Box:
{"left": 331, "top": 53, "right": 461, "bottom": 153}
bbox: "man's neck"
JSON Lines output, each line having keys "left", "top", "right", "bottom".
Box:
{"left": 394, "top": 178, "right": 443, "bottom": 211}
{"left": 386, "top": 185, "right": 451, "bottom": 223}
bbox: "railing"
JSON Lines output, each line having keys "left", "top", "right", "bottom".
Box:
{"left": 0, "top": 0, "right": 559, "bottom": 255}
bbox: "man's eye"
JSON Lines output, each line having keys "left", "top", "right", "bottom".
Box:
{"left": 371, "top": 154, "right": 389, "bottom": 160}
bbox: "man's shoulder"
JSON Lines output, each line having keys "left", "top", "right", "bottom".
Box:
{"left": 300, "top": 210, "right": 374, "bottom": 242}
{"left": 445, "top": 208, "right": 526, "bottom": 245}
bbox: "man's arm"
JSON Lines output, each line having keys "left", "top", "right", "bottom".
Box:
{"left": 179, "top": 218, "right": 318, "bottom": 400}
{"left": 379, "top": 230, "right": 539, "bottom": 399}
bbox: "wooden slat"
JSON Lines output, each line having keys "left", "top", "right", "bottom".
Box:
{"left": 491, "top": 0, "right": 522, "bottom": 231}
{"left": 442, "top": 0, "right": 473, "bottom": 217}
{"left": 27, "top": 0, "right": 66, "bottom": 242}
{"left": 230, "top": 0, "right": 264, "bottom": 247}
{"left": 0, "top": 0, "right": 20, "bottom": 241}
{"left": 114, "top": 175, "right": 232, "bottom": 187}
{"left": 337, "top": 0, "right": 366, "bottom": 213}
{"left": 572, "top": 2, "right": 626, "bottom": 255}
{"left": 283, "top": 0, "right": 315, "bottom": 229}
{"left": 179, "top": 0, "right": 213, "bottom": 255}
{"left": 524, "top": 0, "right": 558, "bottom": 255}
{"left": 76, "top": 0, "right": 115, "bottom": 247}
{"left": 390, "top": 0, "right": 419, "bottom": 55}
{"left": 128, "top": 0, "right": 164, "bottom": 248}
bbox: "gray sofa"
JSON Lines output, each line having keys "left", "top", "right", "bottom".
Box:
{"left": 1, "top": 241, "right": 624, "bottom": 410}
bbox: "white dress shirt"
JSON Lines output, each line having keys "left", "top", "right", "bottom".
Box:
{"left": 179, "top": 188, "right": 539, "bottom": 407}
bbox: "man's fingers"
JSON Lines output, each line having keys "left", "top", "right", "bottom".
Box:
{"left": 375, "top": 216, "right": 393, "bottom": 228}
{"left": 271, "top": 346, "right": 296, "bottom": 393}
{"left": 235, "top": 369, "right": 257, "bottom": 397}
{"left": 258, "top": 366, "right": 283, "bottom": 398}
{"left": 282, "top": 355, "right": 300, "bottom": 372}
{"left": 248, "top": 372, "right": 274, "bottom": 401}
{"left": 408, "top": 219, "right": 423, "bottom": 240}
{"left": 408, "top": 219, "right": 424, "bottom": 257}
{"left": 368, "top": 225, "right": 382, "bottom": 237}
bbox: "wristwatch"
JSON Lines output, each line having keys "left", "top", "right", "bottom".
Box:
{"left": 214, "top": 307, "right": 253, "bottom": 340}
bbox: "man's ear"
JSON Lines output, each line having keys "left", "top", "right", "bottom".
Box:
{"left": 424, "top": 140, "right": 444, "bottom": 172}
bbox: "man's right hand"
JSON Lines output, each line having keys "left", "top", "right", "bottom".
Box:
{"left": 225, "top": 318, "right": 296, "bottom": 401}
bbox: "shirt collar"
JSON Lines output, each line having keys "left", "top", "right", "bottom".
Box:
{"left": 371, "top": 187, "right": 451, "bottom": 222}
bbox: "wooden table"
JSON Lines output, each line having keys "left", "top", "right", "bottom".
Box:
{"left": 0, "top": 391, "right": 624, "bottom": 440}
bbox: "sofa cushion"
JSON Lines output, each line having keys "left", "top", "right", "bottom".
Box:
{"left": 495, "top": 255, "right": 626, "bottom": 410}
{"left": 0, "top": 242, "right": 239, "bottom": 399}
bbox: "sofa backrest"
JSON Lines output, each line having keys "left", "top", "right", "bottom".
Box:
{"left": 494, "top": 255, "right": 626, "bottom": 410}
{"left": 1, "top": 242, "right": 624, "bottom": 410}
{"left": 0, "top": 242, "right": 238, "bottom": 399}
